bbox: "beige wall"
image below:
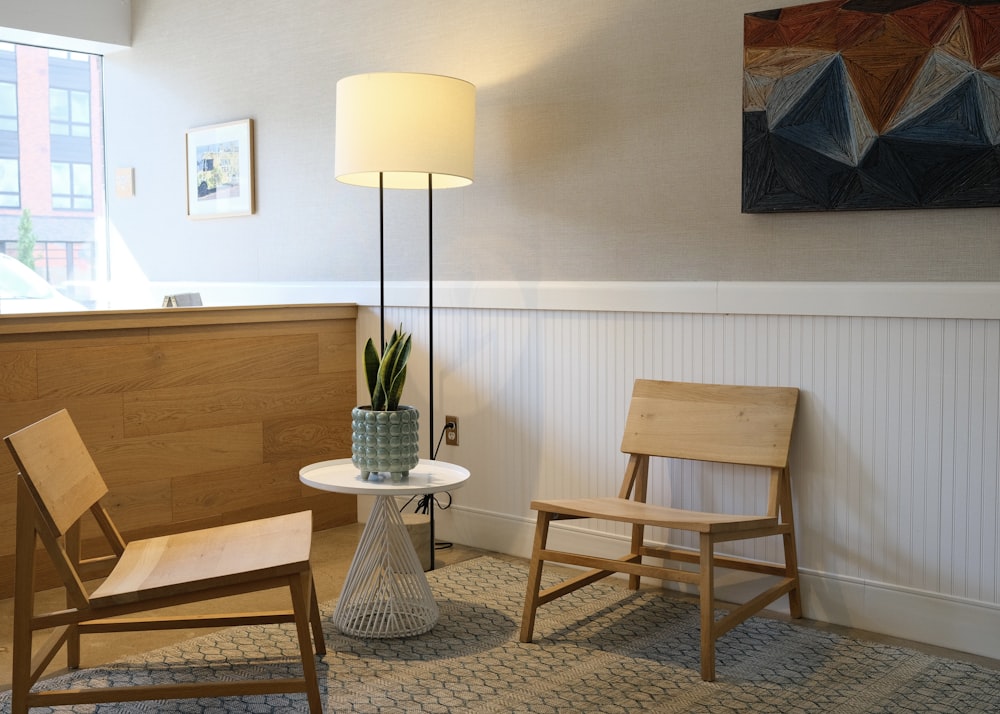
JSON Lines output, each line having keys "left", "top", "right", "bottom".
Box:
{"left": 94, "top": 0, "right": 998, "bottom": 288}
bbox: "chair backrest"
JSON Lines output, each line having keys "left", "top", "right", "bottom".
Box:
{"left": 5, "top": 409, "right": 109, "bottom": 538}
{"left": 621, "top": 379, "right": 798, "bottom": 468}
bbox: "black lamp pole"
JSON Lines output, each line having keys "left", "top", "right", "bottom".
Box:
{"left": 379, "top": 172, "right": 385, "bottom": 350}
{"left": 427, "top": 172, "right": 436, "bottom": 569}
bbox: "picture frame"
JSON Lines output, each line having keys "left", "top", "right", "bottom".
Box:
{"left": 185, "top": 118, "right": 255, "bottom": 218}
{"left": 742, "top": 1, "right": 1000, "bottom": 214}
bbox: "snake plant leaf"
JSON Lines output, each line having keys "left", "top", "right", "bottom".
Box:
{"left": 365, "top": 326, "right": 411, "bottom": 411}
{"left": 388, "top": 333, "right": 411, "bottom": 376}
{"left": 384, "top": 334, "right": 411, "bottom": 410}
{"left": 376, "top": 337, "right": 398, "bottom": 389}
{"left": 363, "top": 337, "right": 381, "bottom": 405}
{"left": 386, "top": 365, "right": 408, "bottom": 411}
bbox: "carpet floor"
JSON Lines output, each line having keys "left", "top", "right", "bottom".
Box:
{"left": 2, "top": 556, "right": 998, "bottom": 712}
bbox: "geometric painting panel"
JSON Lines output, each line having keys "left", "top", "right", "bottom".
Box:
{"left": 743, "top": 0, "right": 1000, "bottom": 212}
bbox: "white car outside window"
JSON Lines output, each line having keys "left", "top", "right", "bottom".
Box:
{"left": 0, "top": 253, "right": 86, "bottom": 314}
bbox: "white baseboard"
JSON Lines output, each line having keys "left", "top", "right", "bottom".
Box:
{"left": 434, "top": 505, "right": 1000, "bottom": 662}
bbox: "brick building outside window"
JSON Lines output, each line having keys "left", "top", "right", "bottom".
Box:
{"left": 0, "top": 42, "right": 105, "bottom": 307}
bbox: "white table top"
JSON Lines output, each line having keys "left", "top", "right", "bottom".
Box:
{"left": 299, "top": 458, "right": 470, "bottom": 496}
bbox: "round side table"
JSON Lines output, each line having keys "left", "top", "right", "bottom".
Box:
{"left": 299, "top": 458, "right": 469, "bottom": 638}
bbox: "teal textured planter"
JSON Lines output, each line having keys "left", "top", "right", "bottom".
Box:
{"left": 351, "top": 405, "right": 420, "bottom": 481}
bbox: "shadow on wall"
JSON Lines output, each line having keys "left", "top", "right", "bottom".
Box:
{"left": 486, "top": 2, "right": 698, "bottom": 233}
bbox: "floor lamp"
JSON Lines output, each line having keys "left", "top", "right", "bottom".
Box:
{"left": 334, "top": 72, "right": 475, "bottom": 567}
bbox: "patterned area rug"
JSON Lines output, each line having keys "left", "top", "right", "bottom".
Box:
{"left": 2, "top": 556, "right": 998, "bottom": 713}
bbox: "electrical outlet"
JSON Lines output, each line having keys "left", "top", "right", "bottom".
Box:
{"left": 445, "top": 415, "right": 459, "bottom": 447}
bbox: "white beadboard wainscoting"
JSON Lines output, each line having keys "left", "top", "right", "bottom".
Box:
{"left": 353, "top": 282, "right": 1000, "bottom": 663}
{"left": 148, "top": 280, "right": 1000, "bottom": 660}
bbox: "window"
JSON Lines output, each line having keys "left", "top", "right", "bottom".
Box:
{"left": 0, "top": 42, "right": 104, "bottom": 313}
{"left": 49, "top": 88, "right": 91, "bottom": 138}
{"left": 0, "top": 81, "right": 16, "bottom": 132}
{"left": 0, "top": 158, "right": 18, "bottom": 208}
{"left": 51, "top": 161, "right": 93, "bottom": 211}
{"left": 0, "top": 46, "right": 18, "bottom": 211}
{"left": 48, "top": 50, "right": 90, "bottom": 63}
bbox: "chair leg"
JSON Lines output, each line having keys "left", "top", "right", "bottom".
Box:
{"left": 66, "top": 623, "right": 81, "bottom": 670}
{"left": 11, "top": 575, "right": 33, "bottom": 712}
{"left": 64, "top": 523, "right": 83, "bottom": 669}
{"left": 780, "top": 470, "right": 803, "bottom": 619}
{"left": 308, "top": 572, "right": 326, "bottom": 656}
{"left": 290, "top": 571, "right": 324, "bottom": 713}
{"left": 698, "top": 534, "right": 716, "bottom": 682}
{"left": 784, "top": 531, "right": 803, "bottom": 619}
{"left": 628, "top": 522, "right": 645, "bottom": 590}
{"left": 12, "top": 484, "right": 38, "bottom": 714}
{"left": 519, "top": 511, "right": 552, "bottom": 643}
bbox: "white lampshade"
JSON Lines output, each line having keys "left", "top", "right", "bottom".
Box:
{"left": 335, "top": 72, "right": 475, "bottom": 190}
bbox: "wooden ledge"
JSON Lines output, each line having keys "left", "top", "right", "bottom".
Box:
{"left": 0, "top": 303, "right": 358, "bottom": 336}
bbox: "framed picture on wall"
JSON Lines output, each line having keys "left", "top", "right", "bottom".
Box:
{"left": 742, "top": 1, "right": 1000, "bottom": 213}
{"left": 185, "top": 118, "right": 255, "bottom": 218}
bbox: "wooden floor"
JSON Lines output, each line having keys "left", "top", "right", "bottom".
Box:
{"left": 0, "top": 523, "right": 996, "bottom": 691}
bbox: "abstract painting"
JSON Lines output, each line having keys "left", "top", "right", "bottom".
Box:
{"left": 742, "top": 0, "right": 1000, "bottom": 213}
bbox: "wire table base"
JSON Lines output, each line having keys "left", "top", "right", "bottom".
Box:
{"left": 333, "top": 494, "right": 440, "bottom": 638}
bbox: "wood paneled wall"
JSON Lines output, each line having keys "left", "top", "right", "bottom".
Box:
{"left": 0, "top": 304, "right": 358, "bottom": 597}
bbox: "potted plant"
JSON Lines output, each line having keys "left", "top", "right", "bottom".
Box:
{"left": 351, "top": 325, "right": 420, "bottom": 480}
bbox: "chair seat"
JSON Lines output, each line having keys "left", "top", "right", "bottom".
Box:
{"left": 531, "top": 496, "right": 778, "bottom": 534}
{"left": 90, "top": 511, "right": 313, "bottom": 607}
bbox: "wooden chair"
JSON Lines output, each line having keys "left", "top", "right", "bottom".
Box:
{"left": 519, "top": 379, "right": 801, "bottom": 681}
{"left": 4, "top": 409, "right": 326, "bottom": 713}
